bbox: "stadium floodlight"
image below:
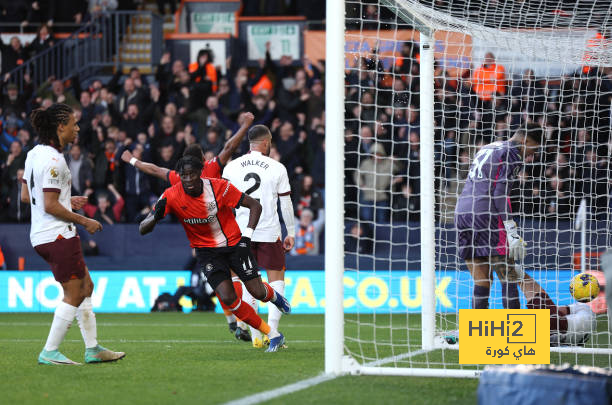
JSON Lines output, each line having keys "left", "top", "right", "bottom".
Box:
{"left": 325, "top": 0, "right": 612, "bottom": 377}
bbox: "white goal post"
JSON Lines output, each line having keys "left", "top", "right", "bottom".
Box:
{"left": 326, "top": 0, "right": 612, "bottom": 377}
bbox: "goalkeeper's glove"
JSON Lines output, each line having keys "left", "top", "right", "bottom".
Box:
{"left": 503, "top": 219, "right": 527, "bottom": 261}
{"left": 153, "top": 198, "right": 167, "bottom": 221}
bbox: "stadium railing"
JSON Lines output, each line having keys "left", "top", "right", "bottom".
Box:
{"left": 6, "top": 11, "right": 163, "bottom": 91}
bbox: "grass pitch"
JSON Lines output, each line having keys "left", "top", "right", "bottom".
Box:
{"left": 0, "top": 312, "right": 480, "bottom": 404}
{"left": 5, "top": 311, "right": 609, "bottom": 404}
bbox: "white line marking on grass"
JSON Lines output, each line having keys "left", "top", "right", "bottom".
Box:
{"left": 0, "top": 338, "right": 322, "bottom": 344}
{"left": 219, "top": 347, "right": 432, "bottom": 404}
{"left": 0, "top": 322, "right": 320, "bottom": 328}
{"left": 221, "top": 373, "right": 336, "bottom": 405}
{"left": 364, "top": 348, "right": 430, "bottom": 367}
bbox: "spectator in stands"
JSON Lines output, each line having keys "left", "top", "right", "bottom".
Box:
{"left": 35, "top": 77, "right": 79, "bottom": 107}
{"left": 48, "top": 0, "right": 87, "bottom": 27}
{"left": 25, "top": 24, "right": 54, "bottom": 57}
{"left": 292, "top": 174, "right": 323, "bottom": 221}
{"left": 65, "top": 144, "right": 94, "bottom": 196}
{"left": 545, "top": 174, "right": 572, "bottom": 219}
{"left": 354, "top": 143, "right": 399, "bottom": 223}
{"left": 0, "top": 36, "right": 26, "bottom": 73}
{"left": 84, "top": 184, "right": 124, "bottom": 225}
{"left": 345, "top": 222, "right": 373, "bottom": 255}
{"left": 275, "top": 120, "right": 306, "bottom": 178}
{"left": 4, "top": 168, "right": 30, "bottom": 222}
{"left": 118, "top": 143, "right": 153, "bottom": 223}
{"left": 93, "top": 138, "right": 118, "bottom": 189}
{"left": 1, "top": 78, "right": 32, "bottom": 119}
{"left": 200, "top": 126, "right": 224, "bottom": 156}
{"left": 392, "top": 182, "right": 420, "bottom": 222}
{"left": 0, "top": 114, "right": 22, "bottom": 152}
{"left": 116, "top": 77, "right": 148, "bottom": 113}
{"left": 471, "top": 52, "right": 506, "bottom": 140}
{"left": 291, "top": 208, "right": 316, "bottom": 256}
{"left": 90, "top": 0, "right": 119, "bottom": 15}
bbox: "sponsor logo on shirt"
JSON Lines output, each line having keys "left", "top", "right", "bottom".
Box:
{"left": 183, "top": 215, "right": 217, "bottom": 225}
{"left": 222, "top": 182, "right": 231, "bottom": 197}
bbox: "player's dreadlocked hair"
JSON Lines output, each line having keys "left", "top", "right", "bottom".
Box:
{"left": 183, "top": 144, "right": 204, "bottom": 161}
{"left": 176, "top": 155, "right": 204, "bottom": 176}
{"left": 30, "top": 103, "right": 73, "bottom": 148}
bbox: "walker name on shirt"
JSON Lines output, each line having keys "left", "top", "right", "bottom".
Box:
{"left": 240, "top": 159, "right": 270, "bottom": 170}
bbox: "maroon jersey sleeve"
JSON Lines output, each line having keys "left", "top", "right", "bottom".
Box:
{"left": 202, "top": 157, "right": 222, "bottom": 179}
{"left": 168, "top": 170, "right": 180, "bottom": 186}
{"left": 211, "top": 178, "right": 243, "bottom": 208}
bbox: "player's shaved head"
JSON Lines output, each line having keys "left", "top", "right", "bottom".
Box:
{"left": 183, "top": 144, "right": 205, "bottom": 162}
{"left": 248, "top": 125, "right": 272, "bottom": 142}
{"left": 522, "top": 123, "right": 543, "bottom": 145}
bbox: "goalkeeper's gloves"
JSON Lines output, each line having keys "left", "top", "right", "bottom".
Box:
{"left": 503, "top": 219, "right": 527, "bottom": 261}
{"left": 153, "top": 198, "right": 167, "bottom": 221}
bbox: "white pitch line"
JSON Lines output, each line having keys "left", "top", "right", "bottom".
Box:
{"left": 221, "top": 347, "right": 434, "bottom": 404}
{"left": 221, "top": 373, "right": 337, "bottom": 405}
{"left": 0, "top": 338, "right": 322, "bottom": 344}
{"left": 0, "top": 322, "right": 320, "bottom": 328}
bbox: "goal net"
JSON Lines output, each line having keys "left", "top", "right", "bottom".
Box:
{"left": 325, "top": 0, "right": 612, "bottom": 377}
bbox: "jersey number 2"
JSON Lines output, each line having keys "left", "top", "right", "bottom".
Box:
{"left": 244, "top": 172, "right": 261, "bottom": 196}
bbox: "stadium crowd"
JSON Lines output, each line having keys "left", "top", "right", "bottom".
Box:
{"left": 0, "top": 2, "right": 611, "bottom": 241}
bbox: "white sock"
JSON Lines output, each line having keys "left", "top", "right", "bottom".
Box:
{"left": 268, "top": 280, "right": 285, "bottom": 332}
{"left": 241, "top": 283, "right": 263, "bottom": 341}
{"left": 77, "top": 297, "right": 98, "bottom": 349}
{"left": 44, "top": 302, "right": 78, "bottom": 351}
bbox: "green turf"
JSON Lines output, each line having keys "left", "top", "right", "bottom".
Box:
{"left": 0, "top": 312, "right": 609, "bottom": 404}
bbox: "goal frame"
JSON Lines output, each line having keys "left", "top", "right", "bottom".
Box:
{"left": 324, "top": 0, "right": 612, "bottom": 378}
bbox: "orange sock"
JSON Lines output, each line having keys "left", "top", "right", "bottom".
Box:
{"left": 261, "top": 282, "right": 275, "bottom": 302}
{"left": 228, "top": 297, "right": 270, "bottom": 334}
{"left": 233, "top": 280, "right": 243, "bottom": 298}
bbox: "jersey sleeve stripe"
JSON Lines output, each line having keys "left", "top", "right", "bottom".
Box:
{"left": 278, "top": 191, "right": 291, "bottom": 196}
{"left": 20, "top": 178, "right": 27, "bottom": 184}
{"left": 42, "top": 188, "right": 61, "bottom": 193}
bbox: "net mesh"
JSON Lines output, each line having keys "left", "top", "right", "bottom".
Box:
{"left": 343, "top": 0, "right": 612, "bottom": 371}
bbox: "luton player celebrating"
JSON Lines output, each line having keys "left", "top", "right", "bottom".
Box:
{"left": 139, "top": 155, "right": 291, "bottom": 352}
{"left": 223, "top": 125, "right": 296, "bottom": 348}
{"left": 122, "top": 112, "right": 254, "bottom": 339}
{"left": 22, "top": 103, "right": 125, "bottom": 365}
{"left": 121, "top": 112, "right": 255, "bottom": 186}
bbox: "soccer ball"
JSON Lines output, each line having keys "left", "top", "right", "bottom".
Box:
{"left": 569, "top": 273, "right": 600, "bottom": 302}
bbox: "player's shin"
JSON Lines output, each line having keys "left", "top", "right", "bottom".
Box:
{"left": 501, "top": 282, "right": 520, "bottom": 309}
{"left": 231, "top": 277, "right": 248, "bottom": 331}
{"left": 45, "top": 302, "right": 78, "bottom": 351}
{"left": 268, "top": 280, "right": 285, "bottom": 331}
{"left": 241, "top": 281, "right": 263, "bottom": 342}
{"left": 228, "top": 297, "right": 279, "bottom": 338}
{"left": 76, "top": 297, "right": 98, "bottom": 348}
{"left": 472, "top": 285, "right": 490, "bottom": 309}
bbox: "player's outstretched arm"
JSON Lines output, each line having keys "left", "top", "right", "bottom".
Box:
{"left": 121, "top": 149, "right": 170, "bottom": 181}
{"left": 217, "top": 112, "right": 255, "bottom": 166}
{"left": 139, "top": 197, "right": 166, "bottom": 235}
{"left": 44, "top": 191, "right": 102, "bottom": 234}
